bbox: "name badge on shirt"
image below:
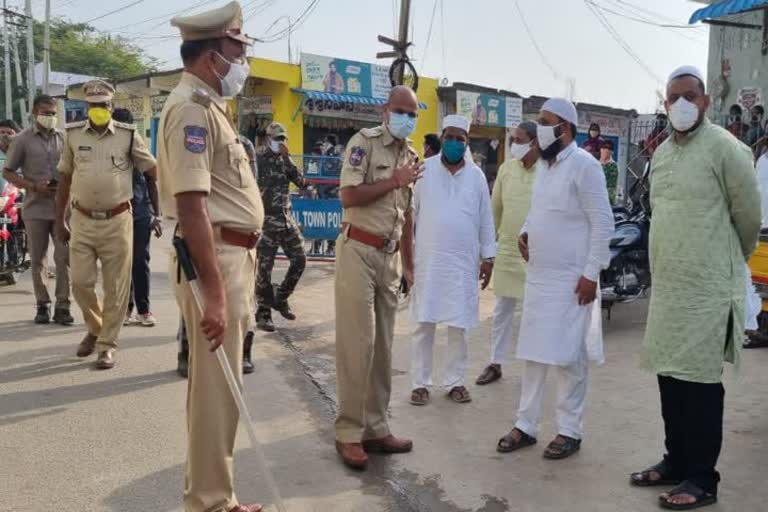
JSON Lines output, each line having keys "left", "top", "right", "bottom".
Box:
{"left": 78, "top": 146, "right": 92, "bottom": 151}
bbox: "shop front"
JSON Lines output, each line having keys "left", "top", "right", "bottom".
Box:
{"left": 439, "top": 84, "right": 523, "bottom": 188}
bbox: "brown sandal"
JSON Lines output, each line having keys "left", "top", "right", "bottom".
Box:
{"left": 476, "top": 364, "right": 502, "bottom": 385}
{"left": 410, "top": 387, "right": 430, "bottom": 405}
{"left": 543, "top": 435, "right": 581, "bottom": 459}
{"left": 447, "top": 386, "right": 472, "bottom": 403}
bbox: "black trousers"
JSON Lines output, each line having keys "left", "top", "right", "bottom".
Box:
{"left": 658, "top": 375, "right": 725, "bottom": 494}
{"left": 128, "top": 217, "right": 152, "bottom": 315}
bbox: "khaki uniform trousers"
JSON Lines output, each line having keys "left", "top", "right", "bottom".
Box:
{"left": 25, "top": 218, "right": 70, "bottom": 307}
{"left": 334, "top": 236, "right": 400, "bottom": 443}
{"left": 69, "top": 209, "right": 132, "bottom": 350}
{"left": 171, "top": 241, "right": 256, "bottom": 512}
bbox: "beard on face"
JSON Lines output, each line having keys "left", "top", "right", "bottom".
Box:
{"left": 540, "top": 139, "right": 564, "bottom": 161}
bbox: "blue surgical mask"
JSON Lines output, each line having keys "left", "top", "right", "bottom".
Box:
{"left": 388, "top": 112, "right": 416, "bottom": 139}
{"left": 442, "top": 139, "right": 466, "bottom": 164}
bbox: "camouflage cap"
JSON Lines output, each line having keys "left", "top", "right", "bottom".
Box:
{"left": 266, "top": 122, "right": 288, "bottom": 139}
{"left": 170, "top": 1, "right": 250, "bottom": 45}
{"left": 83, "top": 80, "right": 115, "bottom": 104}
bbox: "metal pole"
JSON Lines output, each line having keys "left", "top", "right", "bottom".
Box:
{"left": 11, "top": 32, "right": 27, "bottom": 125}
{"left": 25, "top": 0, "right": 34, "bottom": 115}
{"left": 394, "top": 0, "right": 410, "bottom": 85}
{"left": 43, "top": 0, "right": 49, "bottom": 94}
{"left": 3, "top": 0, "right": 12, "bottom": 119}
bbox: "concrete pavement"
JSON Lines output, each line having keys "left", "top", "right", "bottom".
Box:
{"left": 1, "top": 235, "right": 767, "bottom": 511}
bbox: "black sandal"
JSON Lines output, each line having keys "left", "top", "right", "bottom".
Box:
{"left": 497, "top": 428, "right": 537, "bottom": 453}
{"left": 630, "top": 459, "right": 680, "bottom": 487}
{"left": 743, "top": 334, "right": 768, "bottom": 349}
{"left": 659, "top": 481, "right": 717, "bottom": 510}
{"left": 542, "top": 435, "right": 581, "bottom": 460}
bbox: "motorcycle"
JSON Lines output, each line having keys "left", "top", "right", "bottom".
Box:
{"left": 0, "top": 181, "right": 29, "bottom": 285}
{"left": 601, "top": 160, "right": 652, "bottom": 318}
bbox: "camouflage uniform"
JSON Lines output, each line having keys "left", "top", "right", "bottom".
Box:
{"left": 255, "top": 129, "right": 306, "bottom": 313}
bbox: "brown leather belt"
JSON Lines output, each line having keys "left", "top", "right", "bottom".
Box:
{"left": 343, "top": 223, "right": 399, "bottom": 253}
{"left": 73, "top": 201, "right": 130, "bottom": 220}
{"left": 220, "top": 227, "right": 261, "bottom": 249}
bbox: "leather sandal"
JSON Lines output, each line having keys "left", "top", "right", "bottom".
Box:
{"left": 497, "top": 428, "right": 537, "bottom": 453}
{"left": 659, "top": 481, "right": 717, "bottom": 510}
{"left": 447, "top": 386, "right": 471, "bottom": 403}
{"left": 410, "top": 387, "right": 429, "bottom": 405}
{"left": 476, "top": 364, "right": 502, "bottom": 385}
{"left": 542, "top": 435, "right": 581, "bottom": 459}
{"left": 630, "top": 459, "right": 680, "bottom": 487}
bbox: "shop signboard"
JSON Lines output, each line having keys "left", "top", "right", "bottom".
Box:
{"left": 302, "top": 96, "right": 380, "bottom": 123}
{"left": 456, "top": 91, "right": 522, "bottom": 128}
{"left": 301, "top": 53, "right": 391, "bottom": 99}
{"left": 239, "top": 95, "right": 272, "bottom": 116}
{"left": 290, "top": 198, "right": 342, "bottom": 240}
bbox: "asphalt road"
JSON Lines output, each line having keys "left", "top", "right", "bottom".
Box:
{"left": 1, "top": 235, "right": 767, "bottom": 512}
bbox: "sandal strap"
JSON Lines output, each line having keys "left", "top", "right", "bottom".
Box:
{"left": 667, "top": 480, "right": 714, "bottom": 500}
{"left": 498, "top": 428, "right": 536, "bottom": 448}
{"left": 547, "top": 435, "right": 581, "bottom": 451}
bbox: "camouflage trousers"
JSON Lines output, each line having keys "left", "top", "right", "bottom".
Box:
{"left": 256, "top": 222, "right": 307, "bottom": 308}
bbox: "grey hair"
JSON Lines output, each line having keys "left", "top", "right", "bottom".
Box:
{"left": 518, "top": 121, "right": 538, "bottom": 140}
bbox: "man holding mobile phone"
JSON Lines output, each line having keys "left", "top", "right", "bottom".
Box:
{"left": 2, "top": 95, "right": 71, "bottom": 325}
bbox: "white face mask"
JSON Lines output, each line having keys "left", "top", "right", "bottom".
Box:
{"left": 36, "top": 115, "right": 57, "bottom": 130}
{"left": 509, "top": 142, "right": 531, "bottom": 160}
{"left": 668, "top": 98, "right": 700, "bottom": 132}
{"left": 536, "top": 123, "right": 563, "bottom": 151}
{"left": 269, "top": 139, "right": 281, "bottom": 153}
{"left": 213, "top": 52, "right": 250, "bottom": 98}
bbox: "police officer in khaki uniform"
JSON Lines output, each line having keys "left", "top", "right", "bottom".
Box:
{"left": 158, "top": 3, "right": 264, "bottom": 511}
{"left": 55, "top": 80, "right": 158, "bottom": 370}
{"left": 334, "top": 86, "right": 422, "bottom": 469}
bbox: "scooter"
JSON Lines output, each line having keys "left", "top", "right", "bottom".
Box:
{"left": 745, "top": 229, "right": 768, "bottom": 348}
{"left": 0, "top": 181, "right": 29, "bottom": 285}
{"left": 601, "top": 160, "right": 652, "bottom": 318}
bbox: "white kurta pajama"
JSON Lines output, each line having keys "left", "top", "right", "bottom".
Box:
{"left": 515, "top": 142, "right": 613, "bottom": 440}
{"left": 410, "top": 154, "right": 496, "bottom": 390}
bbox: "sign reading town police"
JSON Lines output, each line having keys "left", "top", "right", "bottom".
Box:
{"left": 291, "top": 198, "right": 343, "bottom": 240}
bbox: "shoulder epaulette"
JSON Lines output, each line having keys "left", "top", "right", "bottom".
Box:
{"left": 113, "top": 121, "right": 136, "bottom": 131}
{"left": 191, "top": 88, "right": 212, "bottom": 108}
{"left": 65, "top": 121, "right": 87, "bottom": 130}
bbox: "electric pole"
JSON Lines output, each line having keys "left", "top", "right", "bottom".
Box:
{"left": 43, "top": 0, "right": 49, "bottom": 94}
{"left": 376, "top": 0, "right": 414, "bottom": 87}
{"left": 11, "top": 34, "right": 27, "bottom": 124}
{"left": 3, "top": 0, "right": 12, "bottom": 119}
{"left": 25, "top": 0, "right": 35, "bottom": 116}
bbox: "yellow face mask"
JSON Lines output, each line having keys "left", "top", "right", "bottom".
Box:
{"left": 88, "top": 107, "right": 111, "bottom": 127}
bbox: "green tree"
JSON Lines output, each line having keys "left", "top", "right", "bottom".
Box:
{"left": 1, "top": 17, "right": 158, "bottom": 123}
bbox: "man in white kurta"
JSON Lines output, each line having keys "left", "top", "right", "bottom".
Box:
{"left": 496, "top": 98, "right": 613, "bottom": 459}
{"left": 409, "top": 115, "right": 496, "bottom": 405}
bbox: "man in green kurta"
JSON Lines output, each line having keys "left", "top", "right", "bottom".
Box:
{"left": 630, "top": 66, "right": 761, "bottom": 511}
{"left": 476, "top": 121, "right": 539, "bottom": 386}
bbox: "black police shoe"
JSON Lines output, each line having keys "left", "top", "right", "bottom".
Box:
{"left": 34, "top": 304, "right": 51, "bottom": 324}
{"left": 256, "top": 308, "right": 275, "bottom": 332}
{"left": 243, "top": 331, "right": 255, "bottom": 374}
{"left": 53, "top": 307, "right": 74, "bottom": 325}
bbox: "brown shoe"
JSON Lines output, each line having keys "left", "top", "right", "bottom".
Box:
{"left": 476, "top": 364, "right": 502, "bottom": 385}
{"left": 76, "top": 333, "right": 98, "bottom": 358}
{"left": 335, "top": 441, "right": 368, "bottom": 470}
{"left": 95, "top": 350, "right": 115, "bottom": 370}
{"left": 362, "top": 434, "right": 413, "bottom": 454}
{"left": 229, "top": 504, "right": 263, "bottom": 512}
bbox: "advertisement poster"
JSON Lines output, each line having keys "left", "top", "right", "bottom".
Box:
{"left": 737, "top": 86, "right": 763, "bottom": 111}
{"left": 301, "top": 53, "right": 373, "bottom": 97}
{"left": 371, "top": 64, "right": 391, "bottom": 99}
{"left": 457, "top": 91, "right": 511, "bottom": 128}
{"left": 505, "top": 97, "right": 523, "bottom": 128}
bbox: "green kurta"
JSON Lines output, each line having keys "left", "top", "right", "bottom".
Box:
{"left": 642, "top": 119, "right": 762, "bottom": 383}
{"left": 491, "top": 159, "right": 536, "bottom": 298}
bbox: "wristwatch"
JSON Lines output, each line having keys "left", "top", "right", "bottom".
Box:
{"left": 482, "top": 257, "right": 495, "bottom": 264}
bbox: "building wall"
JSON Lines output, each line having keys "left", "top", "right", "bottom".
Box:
{"left": 706, "top": 11, "right": 767, "bottom": 118}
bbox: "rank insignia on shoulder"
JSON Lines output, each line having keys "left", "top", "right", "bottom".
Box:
{"left": 191, "top": 88, "right": 211, "bottom": 107}
{"left": 349, "top": 146, "right": 365, "bottom": 166}
{"left": 184, "top": 126, "right": 208, "bottom": 153}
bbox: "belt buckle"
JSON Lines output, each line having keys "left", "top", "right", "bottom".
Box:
{"left": 91, "top": 211, "right": 108, "bottom": 220}
{"left": 382, "top": 238, "right": 397, "bottom": 254}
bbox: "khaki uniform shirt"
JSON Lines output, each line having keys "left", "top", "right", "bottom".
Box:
{"left": 58, "top": 119, "right": 156, "bottom": 211}
{"left": 158, "top": 72, "right": 263, "bottom": 233}
{"left": 340, "top": 125, "right": 415, "bottom": 240}
{"left": 3, "top": 125, "right": 64, "bottom": 220}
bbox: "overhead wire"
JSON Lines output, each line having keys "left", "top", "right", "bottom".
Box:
{"left": 256, "top": 0, "right": 320, "bottom": 42}
{"left": 81, "top": 0, "right": 144, "bottom": 24}
{"left": 594, "top": 0, "right": 707, "bottom": 45}
{"left": 439, "top": 0, "right": 447, "bottom": 80}
{"left": 419, "top": 0, "right": 439, "bottom": 74}
{"left": 583, "top": 0, "right": 663, "bottom": 85}
{"left": 513, "top": 0, "right": 560, "bottom": 80}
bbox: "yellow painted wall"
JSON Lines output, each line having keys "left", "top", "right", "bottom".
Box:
{"left": 247, "top": 57, "right": 439, "bottom": 156}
